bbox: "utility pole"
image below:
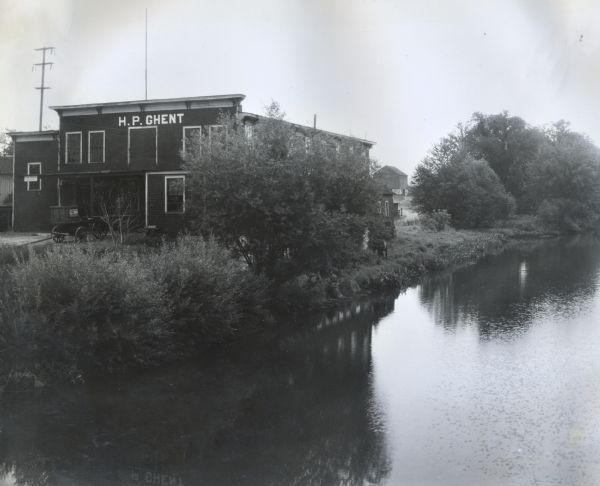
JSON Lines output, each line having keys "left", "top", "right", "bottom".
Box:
{"left": 33, "top": 46, "right": 55, "bottom": 131}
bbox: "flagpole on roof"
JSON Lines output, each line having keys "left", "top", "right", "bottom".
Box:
{"left": 145, "top": 8, "right": 148, "bottom": 100}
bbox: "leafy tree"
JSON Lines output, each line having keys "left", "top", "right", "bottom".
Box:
{"left": 412, "top": 140, "right": 515, "bottom": 228}
{"left": 0, "top": 129, "right": 14, "bottom": 157}
{"left": 525, "top": 121, "right": 600, "bottom": 231}
{"left": 464, "top": 112, "right": 544, "bottom": 211}
{"left": 183, "top": 103, "right": 380, "bottom": 280}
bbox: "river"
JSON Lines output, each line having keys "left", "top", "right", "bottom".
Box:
{"left": 1, "top": 237, "right": 600, "bottom": 485}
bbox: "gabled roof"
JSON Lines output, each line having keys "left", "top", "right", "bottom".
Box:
{"left": 376, "top": 165, "right": 407, "bottom": 176}
{"left": 240, "top": 112, "right": 375, "bottom": 147}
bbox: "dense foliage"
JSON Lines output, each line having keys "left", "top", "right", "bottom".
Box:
{"left": 183, "top": 103, "right": 380, "bottom": 280}
{"left": 412, "top": 143, "right": 515, "bottom": 228}
{"left": 412, "top": 112, "right": 600, "bottom": 232}
{"left": 0, "top": 238, "right": 269, "bottom": 382}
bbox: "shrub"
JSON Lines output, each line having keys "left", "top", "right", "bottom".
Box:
{"left": 412, "top": 153, "right": 515, "bottom": 228}
{"left": 0, "top": 245, "right": 171, "bottom": 380}
{"left": 0, "top": 237, "right": 272, "bottom": 382}
{"left": 146, "top": 236, "right": 270, "bottom": 344}
{"left": 420, "top": 209, "right": 451, "bottom": 231}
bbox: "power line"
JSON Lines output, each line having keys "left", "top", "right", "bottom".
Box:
{"left": 33, "top": 46, "right": 55, "bottom": 131}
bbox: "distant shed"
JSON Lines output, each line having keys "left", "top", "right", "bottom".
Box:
{"left": 373, "top": 165, "right": 408, "bottom": 217}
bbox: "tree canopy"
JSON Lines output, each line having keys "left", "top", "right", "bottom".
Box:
{"left": 412, "top": 112, "right": 600, "bottom": 232}
{"left": 183, "top": 103, "right": 380, "bottom": 279}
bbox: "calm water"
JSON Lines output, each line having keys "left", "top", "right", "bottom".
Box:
{"left": 2, "top": 237, "right": 600, "bottom": 485}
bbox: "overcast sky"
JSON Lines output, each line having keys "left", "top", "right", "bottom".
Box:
{"left": 2, "top": 0, "right": 600, "bottom": 177}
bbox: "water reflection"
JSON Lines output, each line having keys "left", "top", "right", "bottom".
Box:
{"left": 418, "top": 237, "right": 600, "bottom": 338}
{"left": 372, "top": 236, "right": 600, "bottom": 485}
{"left": 4, "top": 237, "right": 600, "bottom": 486}
{"left": 0, "top": 298, "right": 394, "bottom": 486}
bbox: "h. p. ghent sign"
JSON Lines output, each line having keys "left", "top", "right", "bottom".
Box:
{"left": 118, "top": 113, "right": 184, "bottom": 127}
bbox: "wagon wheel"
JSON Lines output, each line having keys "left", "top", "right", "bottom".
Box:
{"left": 91, "top": 220, "right": 108, "bottom": 240}
{"left": 74, "top": 226, "right": 90, "bottom": 243}
{"left": 51, "top": 225, "right": 65, "bottom": 244}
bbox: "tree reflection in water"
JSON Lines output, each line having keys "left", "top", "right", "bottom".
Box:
{"left": 418, "top": 237, "right": 600, "bottom": 338}
{"left": 0, "top": 297, "right": 395, "bottom": 486}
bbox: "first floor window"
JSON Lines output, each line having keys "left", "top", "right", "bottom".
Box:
{"left": 384, "top": 200, "right": 390, "bottom": 217}
{"left": 65, "top": 132, "right": 82, "bottom": 164}
{"left": 165, "top": 176, "right": 185, "bottom": 213}
{"left": 27, "top": 162, "right": 42, "bottom": 191}
{"left": 376, "top": 200, "right": 382, "bottom": 214}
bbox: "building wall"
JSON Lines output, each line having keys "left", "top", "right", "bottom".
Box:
{"left": 58, "top": 107, "right": 235, "bottom": 173}
{"left": 374, "top": 168, "right": 408, "bottom": 192}
{"left": 147, "top": 172, "right": 187, "bottom": 233}
{"left": 13, "top": 139, "right": 59, "bottom": 231}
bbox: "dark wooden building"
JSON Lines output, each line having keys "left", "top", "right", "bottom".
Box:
{"left": 373, "top": 165, "right": 408, "bottom": 218}
{"left": 10, "top": 94, "right": 374, "bottom": 232}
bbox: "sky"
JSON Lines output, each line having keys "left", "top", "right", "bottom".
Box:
{"left": 2, "top": 0, "right": 600, "bottom": 177}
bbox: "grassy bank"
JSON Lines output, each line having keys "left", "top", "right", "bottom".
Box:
{"left": 0, "top": 217, "right": 555, "bottom": 385}
{"left": 275, "top": 215, "right": 557, "bottom": 311}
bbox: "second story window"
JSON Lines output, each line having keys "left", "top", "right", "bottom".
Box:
{"left": 65, "top": 132, "right": 82, "bottom": 164}
{"left": 88, "top": 131, "right": 105, "bottom": 163}
{"left": 128, "top": 126, "right": 157, "bottom": 166}
{"left": 27, "top": 162, "right": 42, "bottom": 191}
{"left": 209, "top": 125, "right": 226, "bottom": 148}
{"left": 182, "top": 126, "right": 202, "bottom": 154}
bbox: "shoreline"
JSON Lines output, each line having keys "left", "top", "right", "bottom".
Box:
{"left": 0, "top": 218, "right": 560, "bottom": 387}
{"left": 283, "top": 217, "right": 559, "bottom": 313}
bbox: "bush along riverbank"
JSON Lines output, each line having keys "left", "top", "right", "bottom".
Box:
{"left": 275, "top": 216, "right": 556, "bottom": 312}
{"left": 0, "top": 237, "right": 271, "bottom": 385}
{"left": 0, "top": 220, "right": 555, "bottom": 386}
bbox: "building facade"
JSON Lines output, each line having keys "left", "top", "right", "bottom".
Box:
{"left": 373, "top": 165, "right": 408, "bottom": 217}
{"left": 9, "top": 94, "right": 374, "bottom": 232}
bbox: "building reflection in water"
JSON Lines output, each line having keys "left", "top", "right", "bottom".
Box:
{"left": 0, "top": 297, "right": 397, "bottom": 486}
{"left": 418, "top": 237, "right": 600, "bottom": 339}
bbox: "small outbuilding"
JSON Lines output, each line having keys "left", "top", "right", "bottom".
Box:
{"left": 373, "top": 165, "right": 408, "bottom": 217}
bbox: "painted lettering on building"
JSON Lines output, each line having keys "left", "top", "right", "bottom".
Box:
{"left": 118, "top": 113, "right": 184, "bottom": 127}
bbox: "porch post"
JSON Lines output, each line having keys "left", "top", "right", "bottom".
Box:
{"left": 144, "top": 172, "right": 148, "bottom": 227}
{"left": 90, "top": 176, "right": 94, "bottom": 217}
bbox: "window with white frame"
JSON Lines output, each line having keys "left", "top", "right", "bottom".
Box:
{"left": 27, "top": 162, "right": 42, "bottom": 191}
{"left": 88, "top": 131, "right": 105, "bottom": 163}
{"left": 209, "top": 125, "right": 226, "bottom": 148}
{"left": 182, "top": 126, "right": 202, "bottom": 154}
{"left": 65, "top": 132, "right": 82, "bottom": 164}
{"left": 165, "top": 175, "right": 185, "bottom": 213}
{"left": 244, "top": 123, "right": 254, "bottom": 140}
{"left": 128, "top": 126, "right": 157, "bottom": 165}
